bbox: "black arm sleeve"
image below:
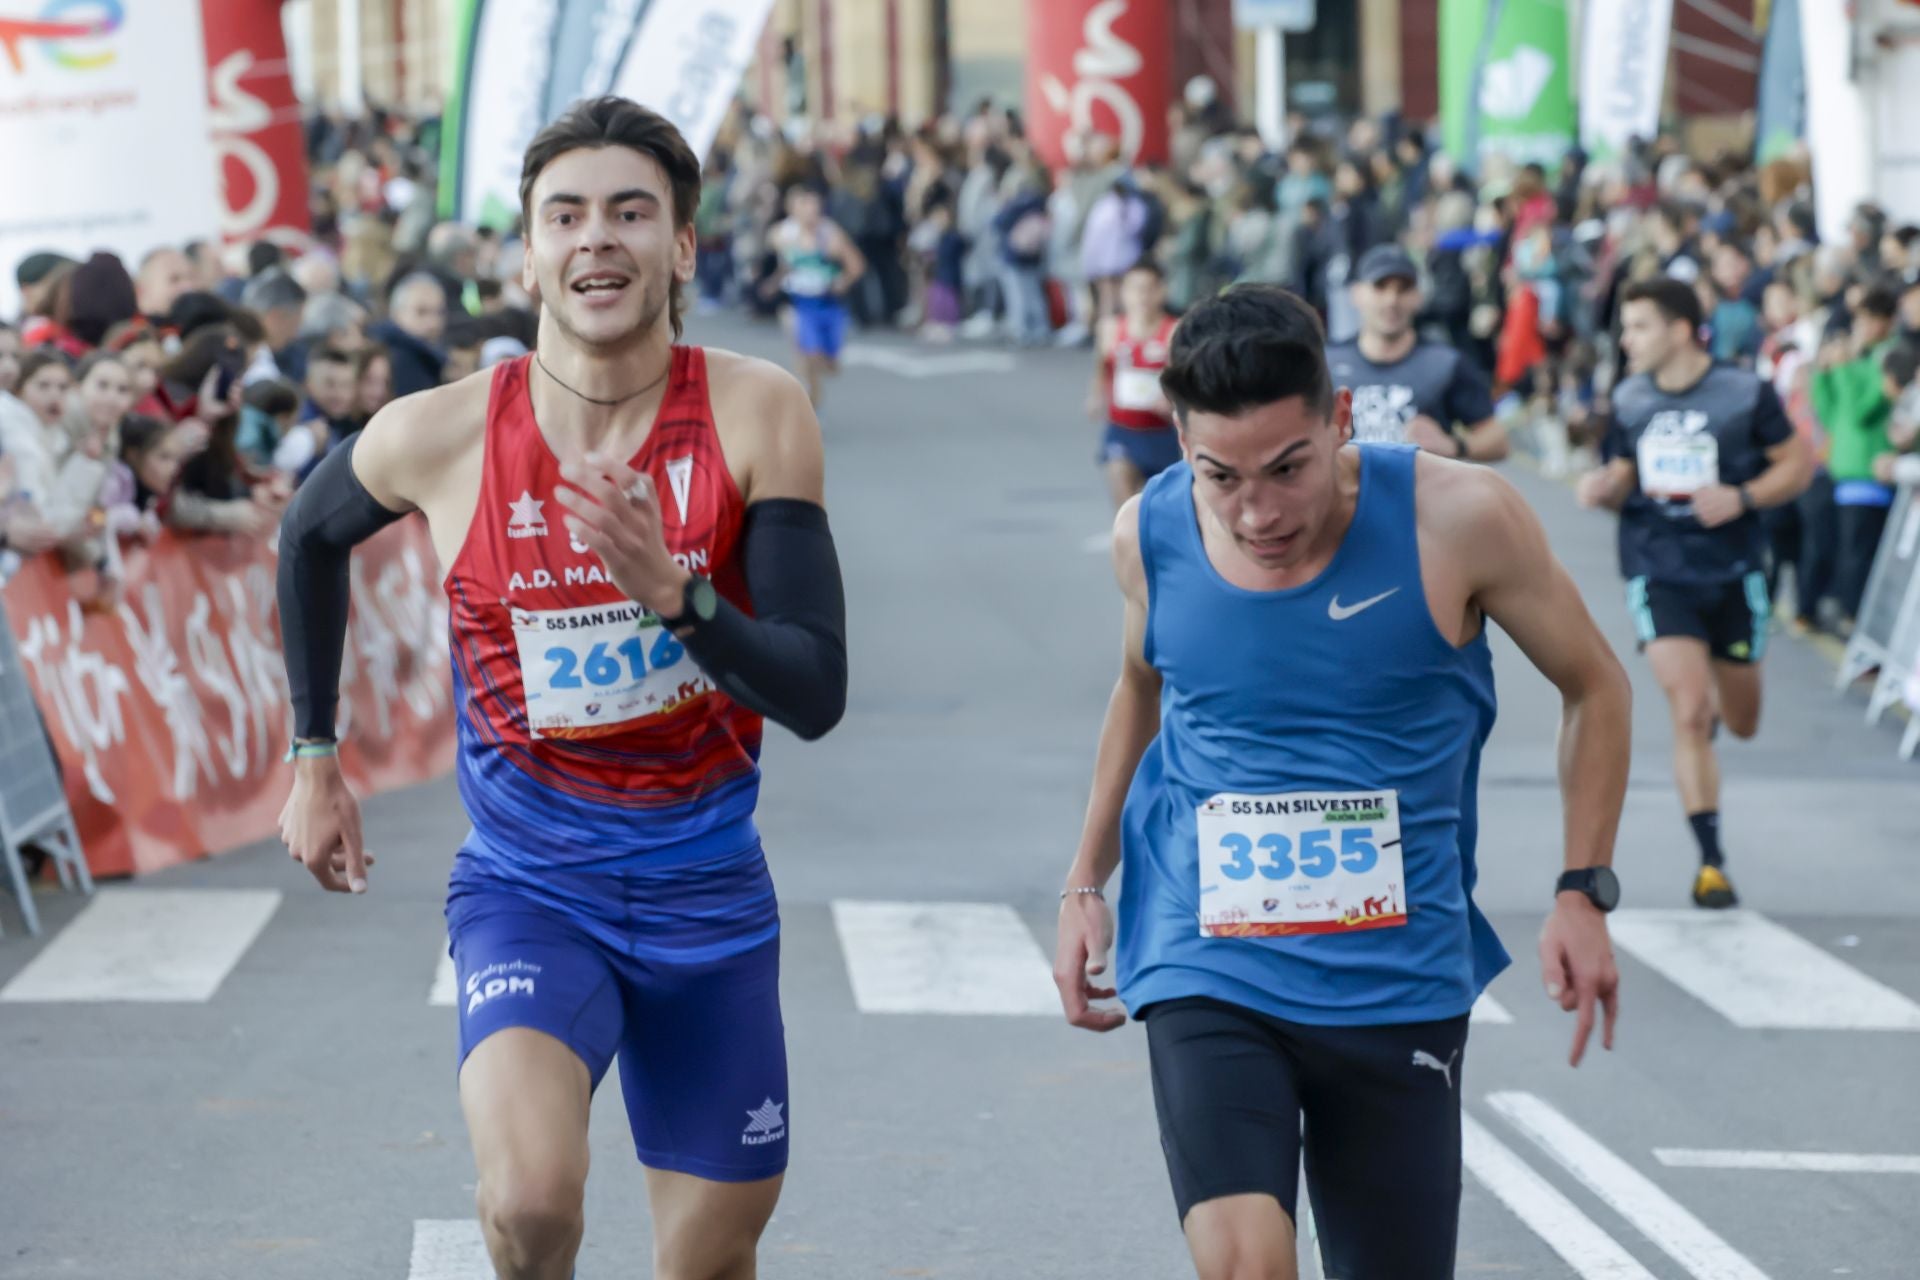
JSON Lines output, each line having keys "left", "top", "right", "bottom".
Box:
{"left": 678, "top": 498, "right": 847, "bottom": 741}
{"left": 277, "top": 437, "right": 408, "bottom": 740}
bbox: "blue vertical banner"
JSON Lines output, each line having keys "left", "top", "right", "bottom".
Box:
{"left": 1754, "top": 0, "right": 1806, "bottom": 165}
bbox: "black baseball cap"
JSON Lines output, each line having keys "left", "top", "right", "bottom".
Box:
{"left": 15, "top": 251, "right": 75, "bottom": 289}
{"left": 1355, "top": 244, "right": 1419, "bottom": 285}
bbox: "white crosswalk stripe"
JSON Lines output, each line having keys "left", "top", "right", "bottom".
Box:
{"left": 1489, "top": 1091, "right": 1772, "bottom": 1280}
{"left": 1654, "top": 1149, "right": 1920, "bottom": 1174}
{"left": 1462, "top": 1111, "right": 1658, "bottom": 1278}
{"left": 406, "top": 1220, "right": 490, "bottom": 1279}
{"left": 831, "top": 899, "right": 1060, "bottom": 1015}
{"left": 1609, "top": 909, "right": 1920, "bottom": 1030}
{"left": 1471, "top": 991, "right": 1515, "bottom": 1023}
{"left": 14, "top": 892, "right": 1920, "bottom": 1049}
{"left": 0, "top": 889, "right": 281, "bottom": 1003}
{"left": 429, "top": 941, "right": 457, "bottom": 1008}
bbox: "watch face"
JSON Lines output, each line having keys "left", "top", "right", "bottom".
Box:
{"left": 1591, "top": 866, "right": 1621, "bottom": 911}
{"left": 690, "top": 576, "right": 719, "bottom": 622}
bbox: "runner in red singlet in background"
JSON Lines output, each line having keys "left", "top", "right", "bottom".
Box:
{"left": 1089, "top": 261, "right": 1182, "bottom": 510}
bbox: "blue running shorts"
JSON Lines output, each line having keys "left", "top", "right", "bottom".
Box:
{"left": 791, "top": 296, "right": 848, "bottom": 359}
{"left": 1099, "top": 422, "right": 1183, "bottom": 478}
{"left": 446, "top": 889, "right": 788, "bottom": 1182}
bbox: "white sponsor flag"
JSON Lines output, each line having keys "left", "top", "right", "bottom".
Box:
{"left": 449, "top": 0, "right": 564, "bottom": 229}
{"left": 1578, "top": 0, "right": 1674, "bottom": 159}
{"left": 445, "top": 0, "right": 772, "bottom": 228}
{"left": 608, "top": 0, "right": 775, "bottom": 167}
{"left": 0, "top": 4, "right": 220, "bottom": 317}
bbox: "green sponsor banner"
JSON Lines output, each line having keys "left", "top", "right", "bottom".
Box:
{"left": 437, "top": 0, "right": 484, "bottom": 223}
{"left": 1440, "top": 0, "right": 1576, "bottom": 174}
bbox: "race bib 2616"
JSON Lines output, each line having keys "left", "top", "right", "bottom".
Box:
{"left": 510, "top": 599, "right": 713, "bottom": 740}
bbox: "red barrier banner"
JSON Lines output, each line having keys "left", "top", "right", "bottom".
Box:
{"left": 1026, "top": 0, "right": 1173, "bottom": 171}
{"left": 201, "top": 0, "right": 312, "bottom": 241}
{"left": 0, "top": 521, "right": 453, "bottom": 880}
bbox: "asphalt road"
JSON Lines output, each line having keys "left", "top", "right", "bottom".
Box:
{"left": 2, "top": 311, "right": 1916, "bottom": 1280}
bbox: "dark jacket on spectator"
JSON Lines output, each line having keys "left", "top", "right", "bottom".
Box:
{"left": 369, "top": 321, "right": 446, "bottom": 398}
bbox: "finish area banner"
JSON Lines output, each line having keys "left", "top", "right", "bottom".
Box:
{"left": 1026, "top": 0, "right": 1173, "bottom": 171}
{"left": 0, "top": 0, "right": 309, "bottom": 314}
{"left": 0, "top": 523, "right": 454, "bottom": 880}
{"left": 202, "top": 0, "right": 312, "bottom": 242}
{"left": 0, "top": 1, "right": 220, "bottom": 317}
{"left": 441, "top": 0, "right": 778, "bottom": 228}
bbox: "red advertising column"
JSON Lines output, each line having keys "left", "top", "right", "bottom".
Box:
{"left": 1026, "top": 0, "right": 1173, "bottom": 171}
{"left": 200, "top": 0, "right": 311, "bottom": 242}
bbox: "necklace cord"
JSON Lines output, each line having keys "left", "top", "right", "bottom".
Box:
{"left": 534, "top": 351, "right": 671, "bottom": 407}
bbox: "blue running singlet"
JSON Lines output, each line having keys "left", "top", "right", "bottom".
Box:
{"left": 1118, "top": 444, "right": 1510, "bottom": 1026}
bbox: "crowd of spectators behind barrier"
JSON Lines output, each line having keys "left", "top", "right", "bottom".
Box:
{"left": 5, "top": 86, "right": 1920, "bottom": 639}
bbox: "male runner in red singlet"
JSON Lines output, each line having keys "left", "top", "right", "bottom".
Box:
{"left": 1089, "top": 261, "right": 1181, "bottom": 509}
{"left": 274, "top": 98, "right": 848, "bottom": 1280}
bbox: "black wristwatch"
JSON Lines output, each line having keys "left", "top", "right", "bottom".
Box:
{"left": 1738, "top": 484, "right": 1756, "bottom": 514}
{"left": 1452, "top": 433, "right": 1469, "bottom": 460}
{"left": 659, "top": 575, "right": 718, "bottom": 629}
{"left": 1555, "top": 866, "right": 1620, "bottom": 913}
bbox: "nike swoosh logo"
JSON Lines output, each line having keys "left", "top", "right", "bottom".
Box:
{"left": 1328, "top": 588, "right": 1400, "bottom": 621}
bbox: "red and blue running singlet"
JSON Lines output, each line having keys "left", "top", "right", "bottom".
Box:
{"left": 443, "top": 347, "right": 764, "bottom": 877}
{"left": 1106, "top": 315, "right": 1176, "bottom": 431}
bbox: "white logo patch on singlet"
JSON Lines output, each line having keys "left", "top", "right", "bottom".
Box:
{"left": 507, "top": 490, "right": 548, "bottom": 539}
{"left": 1637, "top": 409, "right": 1719, "bottom": 500}
{"left": 1349, "top": 384, "right": 1419, "bottom": 443}
{"left": 666, "top": 454, "right": 695, "bottom": 523}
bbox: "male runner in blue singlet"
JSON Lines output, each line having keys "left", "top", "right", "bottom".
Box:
{"left": 1054, "top": 285, "right": 1631, "bottom": 1279}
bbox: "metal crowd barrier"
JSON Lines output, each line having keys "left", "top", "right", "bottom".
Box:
{"left": 0, "top": 594, "right": 93, "bottom": 935}
{"left": 1837, "top": 483, "right": 1920, "bottom": 761}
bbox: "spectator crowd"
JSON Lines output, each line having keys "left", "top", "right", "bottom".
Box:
{"left": 5, "top": 84, "right": 1920, "bottom": 643}
{"left": 694, "top": 82, "right": 1920, "bottom": 638}
{"left": 0, "top": 107, "right": 538, "bottom": 603}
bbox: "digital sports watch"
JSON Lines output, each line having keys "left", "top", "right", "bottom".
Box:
{"left": 1555, "top": 866, "right": 1620, "bottom": 912}
{"left": 659, "top": 574, "right": 719, "bottom": 630}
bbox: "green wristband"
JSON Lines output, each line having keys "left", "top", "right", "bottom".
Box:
{"left": 284, "top": 740, "right": 339, "bottom": 763}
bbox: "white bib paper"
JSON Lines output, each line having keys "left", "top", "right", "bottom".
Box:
{"left": 1638, "top": 433, "right": 1719, "bottom": 499}
{"left": 511, "top": 599, "right": 713, "bottom": 740}
{"left": 1113, "top": 366, "right": 1165, "bottom": 413}
{"left": 1196, "top": 790, "right": 1408, "bottom": 937}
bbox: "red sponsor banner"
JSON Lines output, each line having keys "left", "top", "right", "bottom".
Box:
{"left": 1, "top": 521, "right": 453, "bottom": 880}
{"left": 1026, "top": 0, "right": 1173, "bottom": 171}
{"left": 201, "top": 0, "right": 311, "bottom": 241}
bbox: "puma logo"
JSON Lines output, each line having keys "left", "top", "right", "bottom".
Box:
{"left": 1412, "top": 1048, "right": 1459, "bottom": 1088}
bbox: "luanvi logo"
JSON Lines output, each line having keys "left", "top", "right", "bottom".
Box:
{"left": 741, "top": 1097, "right": 786, "bottom": 1146}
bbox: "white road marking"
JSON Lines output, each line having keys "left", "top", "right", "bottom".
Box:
{"left": 1471, "top": 992, "right": 1515, "bottom": 1024}
{"left": 1655, "top": 1149, "right": 1920, "bottom": 1174}
{"left": 831, "top": 900, "right": 1059, "bottom": 1015}
{"left": 406, "top": 1219, "right": 490, "bottom": 1279}
{"left": 1608, "top": 909, "right": 1920, "bottom": 1030}
{"left": 429, "top": 941, "right": 457, "bottom": 1007}
{"left": 0, "top": 889, "right": 280, "bottom": 1003}
{"left": 1462, "top": 1112, "right": 1658, "bottom": 1278}
{"left": 841, "top": 346, "right": 1018, "bottom": 378}
{"left": 1489, "top": 1091, "right": 1771, "bottom": 1280}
